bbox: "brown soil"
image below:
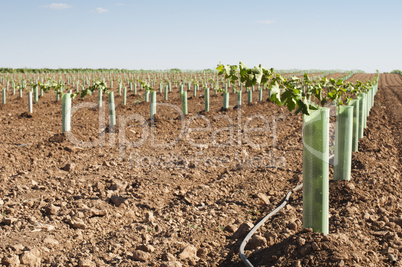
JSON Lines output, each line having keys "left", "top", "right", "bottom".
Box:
{"left": 0, "top": 73, "right": 400, "bottom": 266}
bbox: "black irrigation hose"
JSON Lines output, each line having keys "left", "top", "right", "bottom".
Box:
{"left": 239, "top": 154, "right": 335, "bottom": 267}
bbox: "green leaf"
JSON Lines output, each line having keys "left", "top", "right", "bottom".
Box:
{"left": 270, "top": 93, "right": 281, "bottom": 105}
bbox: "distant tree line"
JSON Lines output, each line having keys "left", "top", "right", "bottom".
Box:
{"left": 391, "top": 70, "right": 402, "bottom": 75}
{"left": 0, "top": 68, "right": 141, "bottom": 73}
{"left": 0, "top": 68, "right": 199, "bottom": 74}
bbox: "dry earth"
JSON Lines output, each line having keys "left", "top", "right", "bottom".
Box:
{"left": 0, "top": 73, "right": 400, "bottom": 266}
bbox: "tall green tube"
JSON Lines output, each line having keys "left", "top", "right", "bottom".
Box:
{"left": 334, "top": 106, "right": 354, "bottom": 181}
{"left": 164, "top": 85, "right": 168, "bottom": 100}
{"left": 108, "top": 91, "right": 116, "bottom": 127}
{"left": 181, "top": 91, "right": 188, "bottom": 115}
{"left": 145, "top": 90, "right": 150, "bottom": 102}
{"left": 98, "top": 89, "right": 103, "bottom": 107}
{"left": 2, "top": 88, "right": 6, "bottom": 104}
{"left": 237, "top": 91, "right": 242, "bottom": 107}
{"left": 34, "top": 87, "right": 38, "bottom": 102}
{"left": 303, "top": 107, "right": 329, "bottom": 234}
{"left": 204, "top": 88, "right": 210, "bottom": 112}
{"left": 118, "top": 83, "right": 122, "bottom": 96}
{"left": 134, "top": 83, "right": 137, "bottom": 94}
{"left": 248, "top": 89, "right": 252, "bottom": 104}
{"left": 123, "top": 86, "right": 127, "bottom": 105}
{"left": 28, "top": 92, "right": 33, "bottom": 113}
{"left": 2, "top": 89, "right": 5, "bottom": 104}
{"left": 19, "top": 89, "right": 22, "bottom": 98}
{"left": 349, "top": 99, "right": 359, "bottom": 152}
{"left": 62, "top": 93, "right": 71, "bottom": 132}
{"left": 223, "top": 92, "right": 229, "bottom": 109}
{"left": 358, "top": 96, "right": 365, "bottom": 138}
{"left": 259, "top": 88, "right": 263, "bottom": 102}
{"left": 150, "top": 91, "right": 156, "bottom": 120}
{"left": 370, "top": 88, "right": 374, "bottom": 109}
{"left": 363, "top": 93, "right": 367, "bottom": 129}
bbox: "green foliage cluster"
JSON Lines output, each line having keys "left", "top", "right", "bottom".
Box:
{"left": 169, "top": 68, "right": 181, "bottom": 73}
{"left": 216, "top": 62, "right": 378, "bottom": 115}
{"left": 80, "top": 80, "right": 109, "bottom": 98}
{"left": 391, "top": 70, "right": 402, "bottom": 75}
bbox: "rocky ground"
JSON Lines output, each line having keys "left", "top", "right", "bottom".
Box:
{"left": 0, "top": 73, "right": 400, "bottom": 266}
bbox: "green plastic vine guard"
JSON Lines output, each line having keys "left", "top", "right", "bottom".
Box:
{"left": 204, "top": 88, "right": 210, "bottom": 112}
{"left": 303, "top": 107, "right": 329, "bottom": 234}
{"left": 118, "top": 83, "right": 122, "bottom": 96}
{"left": 259, "top": 88, "right": 263, "bottom": 102}
{"left": 62, "top": 93, "right": 71, "bottom": 132}
{"left": 108, "top": 92, "right": 116, "bottom": 127}
{"left": 34, "top": 87, "right": 38, "bottom": 102}
{"left": 370, "top": 88, "right": 373, "bottom": 109}
{"left": 363, "top": 93, "right": 368, "bottom": 129}
{"left": 2, "top": 89, "right": 5, "bottom": 104}
{"left": 223, "top": 92, "right": 229, "bottom": 109}
{"left": 349, "top": 99, "right": 359, "bottom": 152}
{"left": 98, "top": 89, "right": 103, "bottom": 107}
{"left": 150, "top": 91, "right": 156, "bottom": 120}
{"left": 237, "top": 91, "right": 242, "bottom": 107}
{"left": 370, "top": 87, "right": 374, "bottom": 109}
{"left": 145, "top": 91, "right": 150, "bottom": 102}
{"left": 181, "top": 91, "right": 188, "bottom": 115}
{"left": 123, "top": 87, "right": 127, "bottom": 105}
{"left": 248, "top": 89, "right": 252, "bottom": 104}
{"left": 134, "top": 83, "right": 137, "bottom": 94}
{"left": 358, "top": 96, "right": 365, "bottom": 139}
{"left": 164, "top": 86, "right": 168, "bottom": 100}
{"left": 19, "top": 89, "right": 22, "bottom": 98}
{"left": 334, "top": 106, "right": 354, "bottom": 181}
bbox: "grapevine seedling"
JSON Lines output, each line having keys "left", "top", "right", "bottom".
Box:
{"left": 81, "top": 80, "right": 109, "bottom": 99}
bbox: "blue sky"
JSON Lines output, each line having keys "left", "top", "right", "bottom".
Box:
{"left": 0, "top": 0, "right": 401, "bottom": 72}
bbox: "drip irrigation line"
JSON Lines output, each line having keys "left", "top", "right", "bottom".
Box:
{"left": 239, "top": 154, "right": 335, "bottom": 267}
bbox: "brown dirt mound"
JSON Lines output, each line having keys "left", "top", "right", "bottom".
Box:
{"left": 0, "top": 103, "right": 11, "bottom": 111}
{"left": 48, "top": 133, "right": 68, "bottom": 143}
{"left": 18, "top": 112, "right": 34, "bottom": 119}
